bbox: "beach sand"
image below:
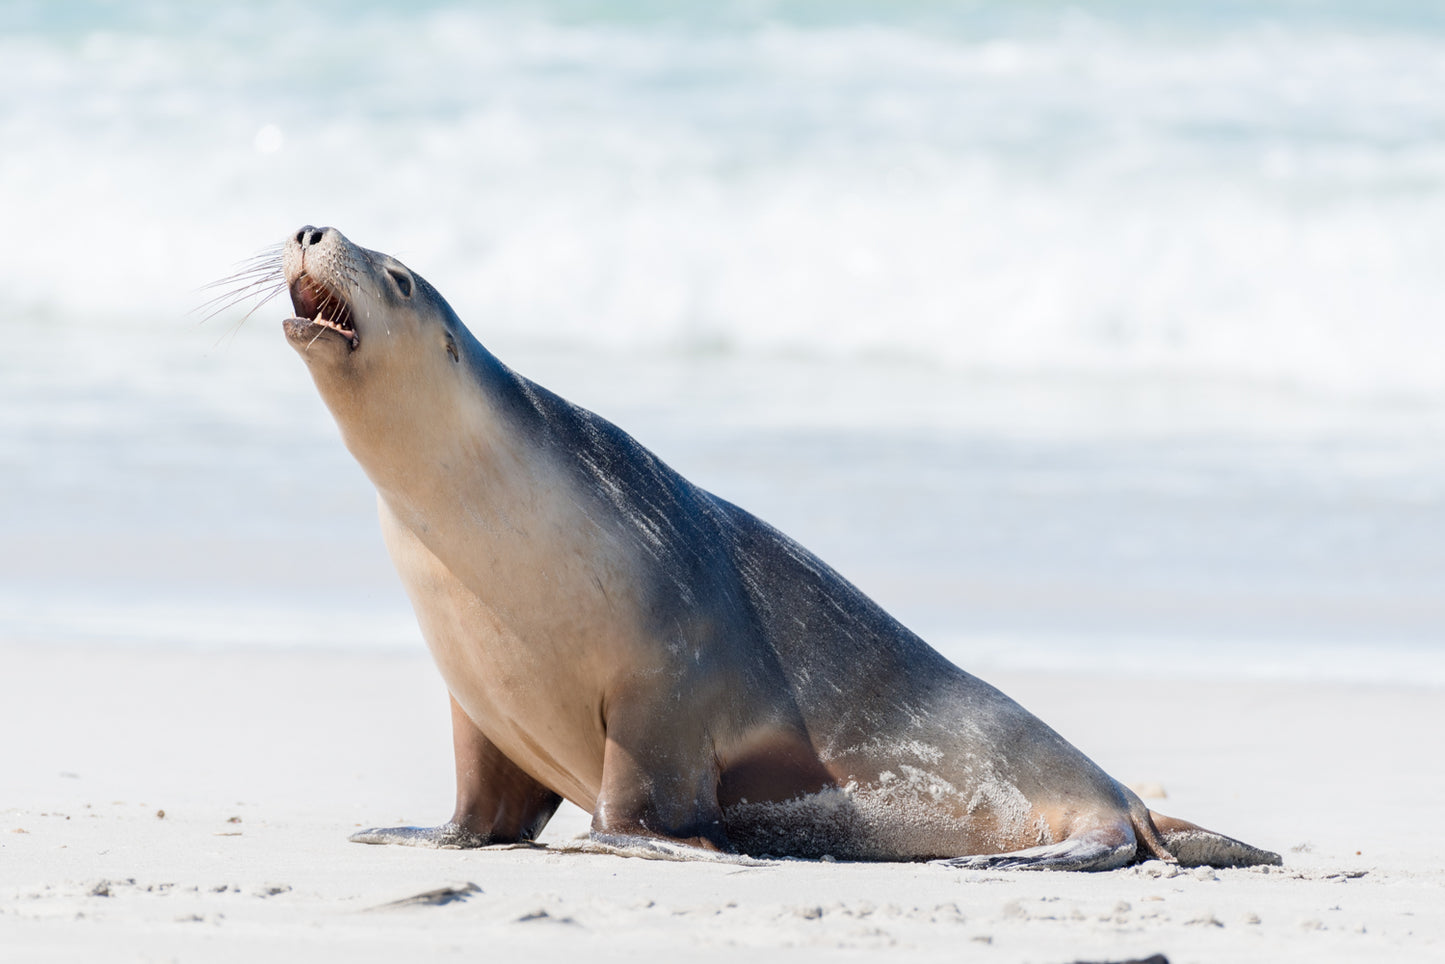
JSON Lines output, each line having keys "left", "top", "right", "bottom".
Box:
{"left": 2, "top": 641, "right": 1440, "bottom": 962}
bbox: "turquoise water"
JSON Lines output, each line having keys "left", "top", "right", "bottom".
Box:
{"left": 2, "top": 2, "right": 1443, "bottom": 681}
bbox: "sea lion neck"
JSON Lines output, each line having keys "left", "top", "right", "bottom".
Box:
{"left": 328, "top": 336, "right": 528, "bottom": 510}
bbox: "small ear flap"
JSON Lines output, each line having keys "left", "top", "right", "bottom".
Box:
{"left": 445, "top": 332, "right": 459, "bottom": 362}
{"left": 387, "top": 267, "right": 413, "bottom": 297}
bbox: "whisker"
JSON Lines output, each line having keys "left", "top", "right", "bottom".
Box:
{"left": 199, "top": 265, "right": 282, "bottom": 292}
{"left": 200, "top": 271, "right": 281, "bottom": 295}
{"left": 196, "top": 244, "right": 287, "bottom": 326}
{"left": 197, "top": 281, "right": 288, "bottom": 324}
{"left": 207, "top": 288, "right": 288, "bottom": 348}
{"left": 196, "top": 276, "right": 282, "bottom": 309}
{"left": 200, "top": 248, "right": 284, "bottom": 288}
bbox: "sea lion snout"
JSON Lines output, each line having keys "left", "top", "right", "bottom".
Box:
{"left": 294, "top": 225, "right": 328, "bottom": 248}
{"left": 283, "top": 225, "right": 362, "bottom": 353}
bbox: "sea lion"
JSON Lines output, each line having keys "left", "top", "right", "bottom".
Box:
{"left": 278, "top": 225, "right": 1279, "bottom": 870}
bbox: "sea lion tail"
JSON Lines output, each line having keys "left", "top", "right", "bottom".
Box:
{"left": 1142, "top": 809, "right": 1283, "bottom": 868}
{"left": 1121, "top": 783, "right": 1281, "bottom": 868}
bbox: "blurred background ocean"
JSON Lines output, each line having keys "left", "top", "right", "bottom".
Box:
{"left": 2, "top": 1, "right": 1442, "bottom": 682}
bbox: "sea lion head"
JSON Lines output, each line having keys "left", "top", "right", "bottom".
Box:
{"left": 281, "top": 225, "right": 474, "bottom": 467}
{"left": 282, "top": 224, "right": 461, "bottom": 367}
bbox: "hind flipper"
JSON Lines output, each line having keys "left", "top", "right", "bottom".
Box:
{"left": 930, "top": 824, "right": 1136, "bottom": 872}
{"left": 1149, "top": 811, "right": 1282, "bottom": 868}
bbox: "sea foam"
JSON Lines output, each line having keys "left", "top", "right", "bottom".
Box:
{"left": 3, "top": 3, "right": 1445, "bottom": 399}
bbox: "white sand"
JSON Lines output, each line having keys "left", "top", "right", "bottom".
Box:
{"left": 2, "top": 641, "right": 1440, "bottom": 962}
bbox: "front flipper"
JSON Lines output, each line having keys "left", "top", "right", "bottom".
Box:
{"left": 931, "top": 824, "right": 1139, "bottom": 872}
{"left": 575, "top": 832, "right": 748, "bottom": 863}
{"left": 351, "top": 695, "right": 562, "bottom": 850}
{"left": 350, "top": 821, "right": 490, "bottom": 849}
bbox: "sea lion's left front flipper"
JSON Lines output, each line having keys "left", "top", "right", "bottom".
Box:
{"left": 351, "top": 694, "right": 562, "bottom": 849}
{"left": 349, "top": 821, "right": 489, "bottom": 849}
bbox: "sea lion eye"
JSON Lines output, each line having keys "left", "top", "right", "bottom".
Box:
{"left": 387, "top": 268, "right": 413, "bottom": 298}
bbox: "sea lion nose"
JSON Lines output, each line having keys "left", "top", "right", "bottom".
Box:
{"left": 295, "top": 226, "right": 326, "bottom": 247}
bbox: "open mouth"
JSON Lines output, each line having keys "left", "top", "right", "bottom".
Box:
{"left": 289, "top": 273, "right": 358, "bottom": 349}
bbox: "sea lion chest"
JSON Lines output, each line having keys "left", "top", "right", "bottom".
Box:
{"left": 370, "top": 442, "right": 657, "bottom": 810}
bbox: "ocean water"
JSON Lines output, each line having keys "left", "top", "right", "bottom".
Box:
{"left": 2, "top": 1, "right": 1443, "bottom": 683}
